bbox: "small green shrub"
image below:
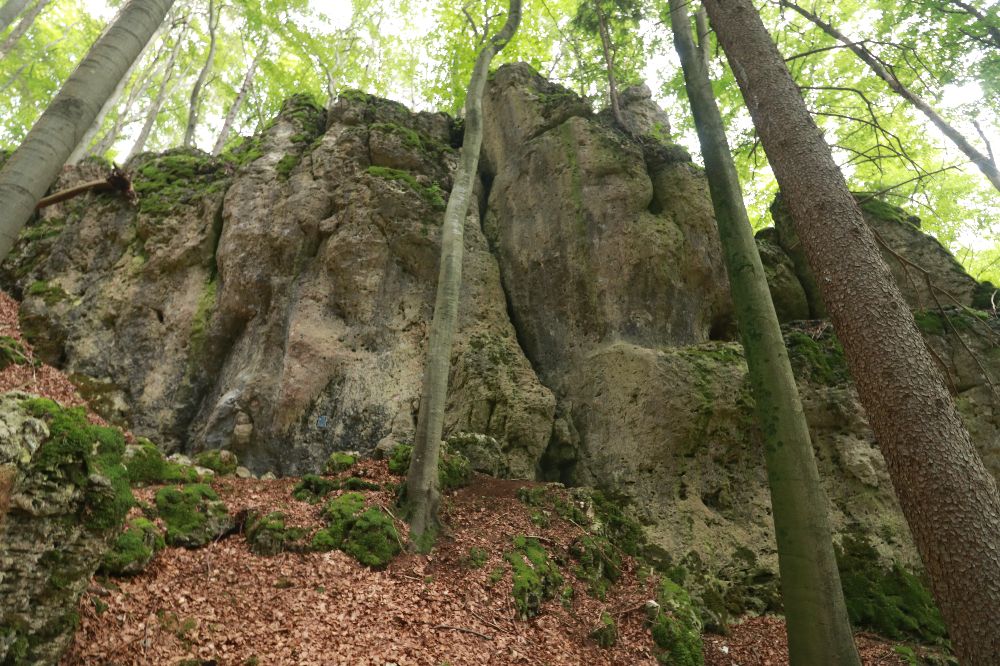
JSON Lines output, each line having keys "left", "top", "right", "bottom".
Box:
{"left": 0, "top": 335, "right": 33, "bottom": 370}
{"left": 590, "top": 612, "right": 617, "bottom": 648}
{"left": 464, "top": 547, "right": 489, "bottom": 569}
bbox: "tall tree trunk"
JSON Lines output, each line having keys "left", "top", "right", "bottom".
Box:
{"left": 211, "top": 49, "right": 261, "bottom": 156}
{"left": 667, "top": 1, "right": 860, "bottom": 663}
{"left": 127, "top": 30, "right": 186, "bottom": 161}
{"left": 701, "top": 0, "right": 1000, "bottom": 663}
{"left": 0, "top": 0, "right": 29, "bottom": 34}
{"left": 0, "top": 0, "right": 50, "bottom": 58}
{"left": 405, "top": 0, "right": 522, "bottom": 547}
{"left": 184, "top": 0, "right": 219, "bottom": 148}
{"left": 781, "top": 0, "right": 1000, "bottom": 194}
{"left": 594, "top": 1, "right": 625, "bottom": 129}
{"left": 0, "top": 0, "right": 174, "bottom": 263}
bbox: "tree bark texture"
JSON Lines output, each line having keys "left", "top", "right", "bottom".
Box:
{"left": 184, "top": 0, "right": 219, "bottom": 148}
{"left": 0, "top": 0, "right": 175, "bottom": 263}
{"left": 0, "top": 0, "right": 50, "bottom": 58}
{"left": 702, "top": 0, "right": 1000, "bottom": 663}
{"left": 0, "top": 0, "right": 29, "bottom": 34}
{"left": 405, "top": 0, "right": 522, "bottom": 546}
{"left": 781, "top": 0, "right": 1000, "bottom": 194}
{"left": 212, "top": 49, "right": 261, "bottom": 156}
{"left": 667, "top": 1, "right": 861, "bottom": 663}
{"left": 594, "top": 1, "right": 625, "bottom": 130}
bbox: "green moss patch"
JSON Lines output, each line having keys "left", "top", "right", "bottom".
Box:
{"left": 292, "top": 474, "right": 341, "bottom": 503}
{"left": 100, "top": 518, "right": 165, "bottom": 576}
{"left": 26, "top": 279, "right": 68, "bottom": 306}
{"left": 154, "top": 484, "right": 232, "bottom": 548}
{"left": 194, "top": 449, "right": 238, "bottom": 476}
{"left": 387, "top": 443, "right": 471, "bottom": 491}
{"left": 133, "top": 150, "right": 230, "bottom": 217}
{"left": 836, "top": 531, "right": 947, "bottom": 644}
{"left": 784, "top": 329, "right": 851, "bottom": 385}
{"left": 312, "top": 492, "right": 401, "bottom": 567}
{"left": 245, "top": 511, "right": 309, "bottom": 556}
{"left": 324, "top": 452, "right": 357, "bottom": 474}
{"left": 590, "top": 612, "right": 617, "bottom": 648}
{"left": 504, "top": 535, "right": 564, "bottom": 620}
{"left": 570, "top": 534, "right": 622, "bottom": 600}
{"left": 649, "top": 578, "right": 704, "bottom": 666}
{"left": 124, "top": 439, "right": 199, "bottom": 485}
{"left": 366, "top": 166, "right": 446, "bottom": 210}
{"left": 21, "top": 397, "right": 133, "bottom": 532}
{"left": 0, "top": 336, "right": 33, "bottom": 370}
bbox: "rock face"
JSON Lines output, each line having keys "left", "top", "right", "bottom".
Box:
{"left": 4, "top": 64, "right": 999, "bottom": 618}
{"left": 0, "top": 394, "right": 127, "bottom": 664}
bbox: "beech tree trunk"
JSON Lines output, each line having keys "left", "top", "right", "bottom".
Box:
{"left": 184, "top": 0, "right": 219, "bottom": 148}
{"left": 0, "top": 0, "right": 174, "bottom": 263}
{"left": 781, "top": 0, "right": 1000, "bottom": 194}
{"left": 667, "top": 1, "right": 859, "bottom": 663}
{"left": 702, "top": 0, "right": 1000, "bottom": 663}
{"left": 405, "top": 0, "right": 522, "bottom": 547}
{"left": 127, "top": 29, "right": 187, "bottom": 161}
{"left": 594, "top": 1, "right": 625, "bottom": 129}
{"left": 0, "top": 0, "right": 50, "bottom": 58}
{"left": 0, "top": 0, "right": 29, "bottom": 34}
{"left": 212, "top": 49, "right": 261, "bottom": 156}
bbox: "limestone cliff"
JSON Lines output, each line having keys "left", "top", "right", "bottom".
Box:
{"left": 3, "top": 64, "right": 998, "bottom": 620}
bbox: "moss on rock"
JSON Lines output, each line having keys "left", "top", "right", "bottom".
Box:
{"left": 154, "top": 484, "right": 232, "bottom": 548}
{"left": 784, "top": 329, "right": 851, "bottom": 385}
{"left": 133, "top": 150, "right": 230, "bottom": 217}
{"left": 649, "top": 578, "right": 704, "bottom": 666}
{"left": 0, "top": 336, "right": 32, "bottom": 371}
{"left": 292, "top": 474, "right": 340, "bottom": 503}
{"left": 245, "top": 511, "right": 308, "bottom": 556}
{"left": 505, "top": 535, "right": 564, "bottom": 620}
{"left": 590, "top": 612, "right": 617, "bottom": 648}
{"left": 387, "top": 443, "right": 471, "bottom": 491}
{"left": 124, "top": 439, "right": 199, "bottom": 486}
{"left": 313, "top": 492, "right": 400, "bottom": 567}
{"left": 100, "top": 518, "right": 165, "bottom": 576}
{"left": 366, "top": 166, "right": 446, "bottom": 210}
{"left": 324, "top": 452, "right": 357, "bottom": 474}
{"left": 193, "top": 449, "right": 238, "bottom": 476}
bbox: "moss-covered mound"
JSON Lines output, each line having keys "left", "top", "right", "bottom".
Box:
{"left": 100, "top": 518, "right": 165, "bottom": 576}
{"left": 154, "top": 484, "right": 233, "bottom": 548}
{"left": 649, "top": 578, "right": 704, "bottom": 666}
{"left": 132, "top": 149, "right": 230, "bottom": 217}
{"left": 0, "top": 336, "right": 32, "bottom": 371}
{"left": 193, "top": 449, "right": 238, "bottom": 476}
{"left": 124, "top": 439, "right": 199, "bottom": 485}
{"left": 292, "top": 474, "right": 340, "bottom": 503}
{"left": 836, "top": 531, "right": 947, "bottom": 644}
{"left": 245, "top": 511, "right": 309, "bottom": 556}
{"left": 311, "top": 492, "right": 401, "bottom": 568}
{"left": 324, "top": 451, "right": 357, "bottom": 474}
{"left": 505, "top": 535, "right": 564, "bottom": 620}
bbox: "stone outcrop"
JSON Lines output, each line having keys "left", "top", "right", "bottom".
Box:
{"left": 3, "top": 64, "right": 999, "bottom": 624}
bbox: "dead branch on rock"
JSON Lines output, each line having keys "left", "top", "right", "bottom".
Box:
{"left": 35, "top": 165, "right": 136, "bottom": 210}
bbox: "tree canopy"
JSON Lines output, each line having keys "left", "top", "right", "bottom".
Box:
{"left": 0, "top": 0, "right": 996, "bottom": 281}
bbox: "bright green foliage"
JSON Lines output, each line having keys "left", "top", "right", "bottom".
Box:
{"left": 835, "top": 531, "right": 947, "bottom": 643}
{"left": 0, "top": 335, "right": 32, "bottom": 370}
{"left": 193, "top": 449, "right": 238, "bottom": 476}
{"left": 649, "top": 578, "right": 704, "bottom": 666}
{"left": 504, "top": 535, "right": 564, "bottom": 620}
{"left": 324, "top": 452, "right": 357, "bottom": 474}
{"left": 100, "top": 518, "right": 165, "bottom": 576}
{"left": 21, "top": 397, "right": 133, "bottom": 532}
{"left": 154, "top": 484, "right": 227, "bottom": 546}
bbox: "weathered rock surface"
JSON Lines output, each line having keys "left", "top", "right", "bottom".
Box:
{"left": 0, "top": 393, "right": 125, "bottom": 665}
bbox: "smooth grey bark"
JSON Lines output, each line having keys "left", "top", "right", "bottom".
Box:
{"left": 127, "top": 29, "right": 187, "bottom": 161}
{"left": 0, "top": 0, "right": 29, "bottom": 34}
{"left": 0, "top": 0, "right": 174, "bottom": 263}
{"left": 667, "top": 1, "right": 859, "bottom": 663}
{"left": 405, "top": 0, "right": 522, "bottom": 546}
{"left": 594, "top": 1, "right": 625, "bottom": 129}
{"left": 702, "top": 0, "right": 1000, "bottom": 663}
{"left": 184, "top": 0, "right": 219, "bottom": 148}
{"left": 781, "top": 0, "right": 1000, "bottom": 194}
{"left": 0, "top": 0, "right": 50, "bottom": 58}
{"left": 211, "top": 49, "right": 261, "bottom": 156}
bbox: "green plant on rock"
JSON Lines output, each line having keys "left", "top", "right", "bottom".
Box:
{"left": 194, "top": 449, "right": 238, "bottom": 476}
{"left": 133, "top": 151, "right": 230, "bottom": 217}
{"left": 292, "top": 474, "right": 340, "bottom": 503}
{"left": 26, "top": 279, "right": 68, "bottom": 306}
{"left": 649, "top": 578, "right": 704, "bottom": 666}
{"left": 504, "top": 535, "right": 564, "bottom": 620}
{"left": 125, "top": 439, "right": 199, "bottom": 485}
{"left": 835, "top": 531, "right": 947, "bottom": 644}
{"left": 154, "top": 484, "right": 230, "bottom": 547}
{"left": 366, "top": 166, "right": 446, "bottom": 210}
{"left": 21, "top": 397, "right": 133, "bottom": 532}
{"left": 342, "top": 508, "right": 402, "bottom": 568}
{"left": 324, "top": 452, "right": 357, "bottom": 474}
{"left": 388, "top": 443, "right": 471, "bottom": 491}
{"left": 244, "top": 511, "right": 308, "bottom": 556}
{"left": 784, "top": 329, "right": 851, "bottom": 385}
{"left": 100, "top": 517, "right": 165, "bottom": 576}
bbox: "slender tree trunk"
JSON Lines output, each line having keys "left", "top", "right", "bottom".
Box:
{"left": 667, "top": 1, "right": 860, "bottom": 663}
{"left": 0, "top": 0, "right": 174, "bottom": 263}
{"left": 184, "top": 0, "right": 219, "bottom": 148}
{"left": 127, "top": 30, "right": 186, "bottom": 161}
{"left": 0, "top": 0, "right": 50, "bottom": 58}
{"left": 781, "top": 0, "right": 1000, "bottom": 194}
{"left": 702, "top": 0, "right": 1000, "bottom": 663}
{"left": 211, "top": 49, "right": 261, "bottom": 156}
{"left": 0, "top": 0, "right": 29, "bottom": 34}
{"left": 405, "top": 0, "right": 522, "bottom": 547}
{"left": 594, "top": 1, "right": 625, "bottom": 129}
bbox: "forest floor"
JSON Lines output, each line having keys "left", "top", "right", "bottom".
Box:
{"left": 2, "top": 291, "right": 917, "bottom": 665}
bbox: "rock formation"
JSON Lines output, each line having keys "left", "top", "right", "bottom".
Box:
{"left": 3, "top": 64, "right": 998, "bottom": 622}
